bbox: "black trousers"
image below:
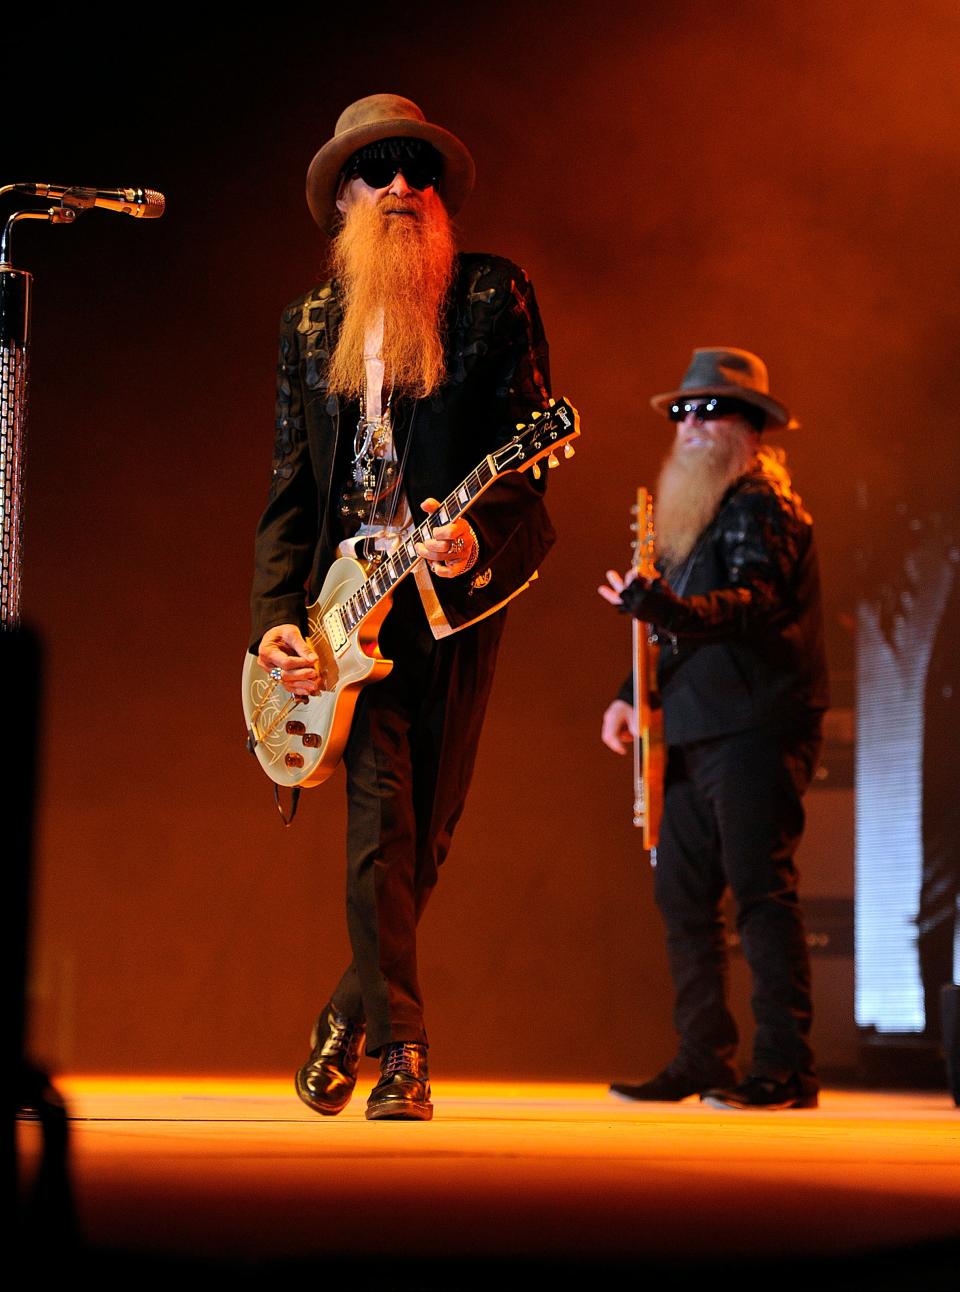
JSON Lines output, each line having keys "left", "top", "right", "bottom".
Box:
{"left": 655, "top": 723, "right": 822, "bottom": 1084}
{"left": 329, "top": 579, "right": 505, "bottom": 1054}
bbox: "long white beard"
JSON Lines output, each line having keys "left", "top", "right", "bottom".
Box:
{"left": 655, "top": 426, "right": 758, "bottom": 573}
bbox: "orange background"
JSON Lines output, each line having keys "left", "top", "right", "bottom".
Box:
{"left": 9, "top": 0, "right": 959, "bottom": 1077}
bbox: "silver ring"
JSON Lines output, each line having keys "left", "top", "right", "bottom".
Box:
{"left": 452, "top": 535, "right": 465, "bottom": 554}
{"left": 269, "top": 666, "right": 283, "bottom": 681}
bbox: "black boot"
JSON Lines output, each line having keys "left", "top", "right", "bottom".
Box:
{"left": 701, "top": 1073, "right": 819, "bottom": 1110}
{"left": 295, "top": 1005, "right": 366, "bottom": 1116}
{"left": 365, "top": 1042, "right": 433, "bottom": 1121}
{"left": 610, "top": 1056, "right": 738, "bottom": 1102}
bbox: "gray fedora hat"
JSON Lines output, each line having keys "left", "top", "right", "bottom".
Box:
{"left": 305, "top": 93, "right": 476, "bottom": 233}
{"left": 650, "top": 347, "right": 798, "bottom": 430}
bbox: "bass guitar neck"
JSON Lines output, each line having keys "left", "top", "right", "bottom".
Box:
{"left": 631, "top": 487, "right": 664, "bottom": 853}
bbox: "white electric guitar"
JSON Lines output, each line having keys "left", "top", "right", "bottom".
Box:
{"left": 242, "top": 397, "right": 580, "bottom": 788}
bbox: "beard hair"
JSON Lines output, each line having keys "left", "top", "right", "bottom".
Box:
{"left": 655, "top": 420, "right": 759, "bottom": 574}
{"left": 326, "top": 195, "right": 456, "bottom": 401}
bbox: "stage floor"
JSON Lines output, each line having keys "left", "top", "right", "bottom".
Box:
{"left": 17, "top": 1077, "right": 960, "bottom": 1276}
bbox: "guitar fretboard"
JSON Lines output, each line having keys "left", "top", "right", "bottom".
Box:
{"left": 336, "top": 457, "right": 497, "bottom": 635}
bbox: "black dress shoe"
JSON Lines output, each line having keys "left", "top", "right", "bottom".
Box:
{"left": 700, "top": 1073, "right": 819, "bottom": 1110}
{"left": 610, "top": 1059, "right": 737, "bottom": 1103}
{"left": 365, "top": 1042, "right": 433, "bottom": 1121}
{"left": 295, "top": 1004, "right": 366, "bottom": 1116}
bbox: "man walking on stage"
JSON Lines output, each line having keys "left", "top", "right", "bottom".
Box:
{"left": 250, "top": 94, "right": 556, "bottom": 1120}
{"left": 600, "top": 348, "right": 828, "bottom": 1110}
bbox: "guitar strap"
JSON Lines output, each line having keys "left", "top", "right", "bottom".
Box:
{"left": 274, "top": 783, "right": 301, "bottom": 827}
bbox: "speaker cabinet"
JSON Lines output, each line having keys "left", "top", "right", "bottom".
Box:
{"left": 943, "top": 984, "right": 960, "bottom": 1105}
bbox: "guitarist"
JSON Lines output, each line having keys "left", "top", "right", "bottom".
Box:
{"left": 599, "top": 348, "right": 828, "bottom": 1110}
{"left": 249, "top": 95, "right": 555, "bottom": 1121}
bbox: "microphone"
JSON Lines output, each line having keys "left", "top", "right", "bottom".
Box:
{"left": 12, "top": 184, "right": 165, "bottom": 219}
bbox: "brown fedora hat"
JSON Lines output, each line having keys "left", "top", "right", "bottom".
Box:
{"left": 306, "top": 93, "right": 476, "bottom": 233}
{"left": 650, "top": 347, "right": 798, "bottom": 430}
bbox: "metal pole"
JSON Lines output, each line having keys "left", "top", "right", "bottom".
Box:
{"left": 0, "top": 197, "right": 77, "bottom": 627}
{"left": 0, "top": 182, "right": 159, "bottom": 624}
{"left": 0, "top": 263, "right": 31, "bottom": 627}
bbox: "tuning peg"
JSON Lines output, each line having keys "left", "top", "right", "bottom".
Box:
{"left": 516, "top": 422, "right": 525, "bottom": 431}
{"left": 532, "top": 463, "right": 542, "bottom": 480}
{"left": 547, "top": 453, "right": 559, "bottom": 469}
{"left": 563, "top": 443, "right": 575, "bottom": 458}
{"left": 548, "top": 397, "right": 555, "bottom": 407}
{"left": 531, "top": 410, "right": 541, "bottom": 420}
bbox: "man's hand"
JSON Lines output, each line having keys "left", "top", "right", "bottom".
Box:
{"left": 416, "top": 497, "right": 479, "bottom": 578}
{"left": 601, "top": 698, "right": 638, "bottom": 755}
{"left": 257, "top": 624, "right": 321, "bottom": 695}
{"left": 598, "top": 567, "right": 639, "bottom": 605}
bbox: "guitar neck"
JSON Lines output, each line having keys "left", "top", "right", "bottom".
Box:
{"left": 337, "top": 456, "right": 498, "bottom": 635}
{"left": 330, "top": 396, "right": 578, "bottom": 640}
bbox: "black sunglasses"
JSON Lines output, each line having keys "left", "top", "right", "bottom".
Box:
{"left": 343, "top": 155, "right": 442, "bottom": 192}
{"left": 668, "top": 397, "right": 764, "bottom": 428}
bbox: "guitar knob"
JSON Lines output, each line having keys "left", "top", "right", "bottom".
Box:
{"left": 285, "top": 721, "right": 306, "bottom": 735}
{"left": 302, "top": 733, "right": 320, "bottom": 748}
{"left": 563, "top": 443, "right": 575, "bottom": 458}
{"left": 284, "top": 753, "right": 304, "bottom": 769}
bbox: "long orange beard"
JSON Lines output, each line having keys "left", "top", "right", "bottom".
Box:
{"left": 327, "top": 195, "right": 456, "bottom": 401}
{"left": 655, "top": 423, "right": 759, "bottom": 573}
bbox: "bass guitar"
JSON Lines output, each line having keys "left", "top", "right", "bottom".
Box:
{"left": 243, "top": 397, "right": 580, "bottom": 789}
{"left": 631, "top": 486, "right": 665, "bottom": 853}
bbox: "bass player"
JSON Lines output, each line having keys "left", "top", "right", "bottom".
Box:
{"left": 599, "top": 348, "right": 829, "bottom": 1110}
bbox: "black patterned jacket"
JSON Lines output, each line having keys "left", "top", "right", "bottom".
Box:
{"left": 249, "top": 253, "right": 555, "bottom": 653}
{"left": 617, "top": 461, "right": 829, "bottom": 744}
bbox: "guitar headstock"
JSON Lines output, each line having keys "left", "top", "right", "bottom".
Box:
{"left": 632, "top": 486, "right": 657, "bottom": 579}
{"left": 490, "top": 397, "right": 581, "bottom": 479}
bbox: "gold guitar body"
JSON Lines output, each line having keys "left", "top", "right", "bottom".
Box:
{"left": 242, "top": 554, "right": 393, "bottom": 788}
{"left": 634, "top": 617, "right": 665, "bottom": 851}
{"left": 632, "top": 487, "right": 665, "bottom": 852}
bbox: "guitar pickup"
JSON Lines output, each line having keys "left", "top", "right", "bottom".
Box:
{"left": 322, "top": 607, "right": 348, "bottom": 654}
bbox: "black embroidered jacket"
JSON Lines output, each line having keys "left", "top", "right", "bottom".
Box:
{"left": 617, "top": 462, "right": 829, "bottom": 743}
{"left": 250, "top": 254, "right": 555, "bottom": 652}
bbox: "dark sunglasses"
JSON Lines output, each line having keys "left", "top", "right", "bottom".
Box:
{"left": 343, "top": 156, "right": 442, "bottom": 192}
{"left": 668, "top": 397, "right": 763, "bottom": 427}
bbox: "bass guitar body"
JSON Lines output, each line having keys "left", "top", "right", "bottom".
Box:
{"left": 632, "top": 486, "right": 665, "bottom": 852}
{"left": 242, "top": 554, "right": 393, "bottom": 788}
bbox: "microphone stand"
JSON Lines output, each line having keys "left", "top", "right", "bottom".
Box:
{"left": 4, "top": 182, "right": 160, "bottom": 1245}
{"left": 2, "top": 189, "right": 82, "bottom": 1248}
{"left": 0, "top": 188, "right": 78, "bottom": 627}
